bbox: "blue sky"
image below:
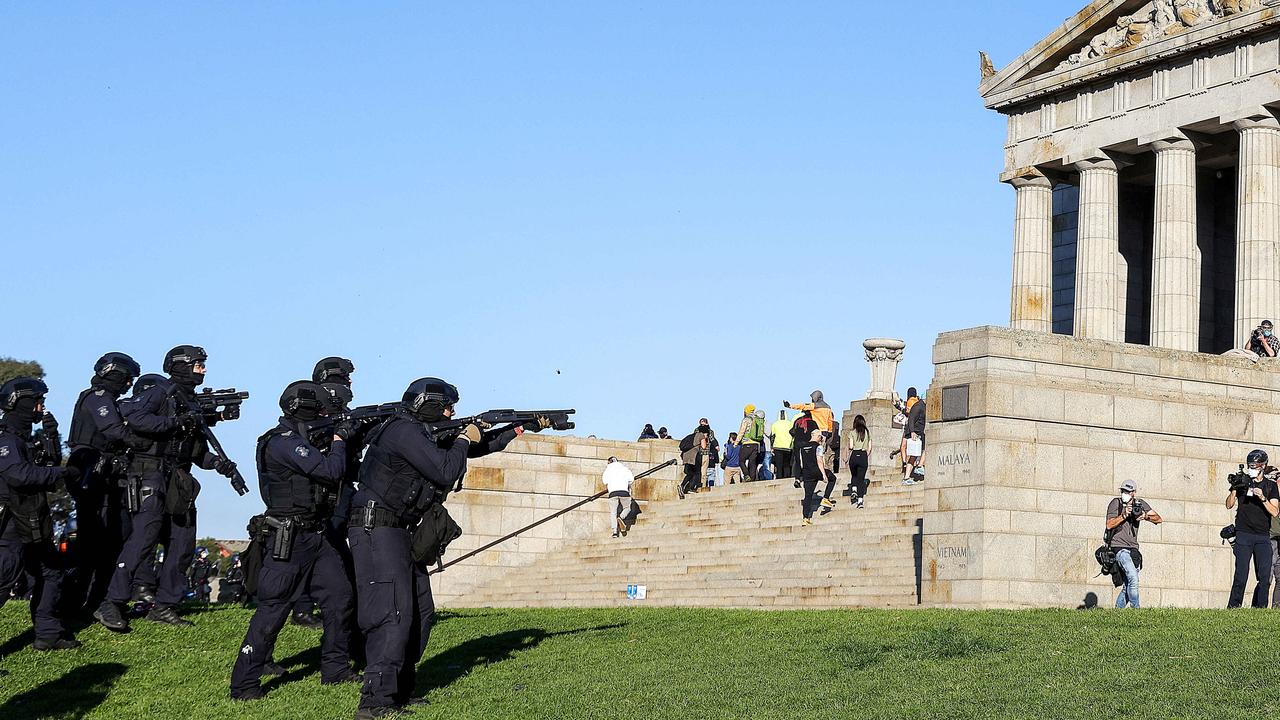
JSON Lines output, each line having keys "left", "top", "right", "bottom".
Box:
{"left": 2, "top": 1, "right": 1082, "bottom": 537}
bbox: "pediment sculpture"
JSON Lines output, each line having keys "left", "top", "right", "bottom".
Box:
{"left": 1056, "top": 0, "right": 1258, "bottom": 71}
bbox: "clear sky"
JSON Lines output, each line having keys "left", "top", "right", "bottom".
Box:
{"left": 2, "top": 1, "right": 1083, "bottom": 537}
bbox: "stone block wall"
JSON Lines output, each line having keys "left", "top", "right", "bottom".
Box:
{"left": 431, "top": 434, "right": 681, "bottom": 606}
{"left": 923, "top": 325, "right": 1280, "bottom": 608}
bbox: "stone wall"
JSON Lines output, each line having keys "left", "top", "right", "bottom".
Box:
{"left": 432, "top": 434, "right": 682, "bottom": 606}
{"left": 923, "top": 325, "right": 1280, "bottom": 608}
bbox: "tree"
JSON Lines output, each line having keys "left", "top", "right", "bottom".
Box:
{"left": 0, "top": 357, "right": 44, "bottom": 385}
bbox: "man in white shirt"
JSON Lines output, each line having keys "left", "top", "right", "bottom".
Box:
{"left": 602, "top": 457, "right": 636, "bottom": 538}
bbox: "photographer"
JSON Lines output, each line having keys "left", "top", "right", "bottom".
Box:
{"left": 1225, "top": 449, "right": 1280, "bottom": 608}
{"left": 1245, "top": 320, "right": 1279, "bottom": 358}
{"left": 1104, "top": 480, "right": 1161, "bottom": 608}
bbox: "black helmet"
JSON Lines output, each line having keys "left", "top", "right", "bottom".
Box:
{"left": 279, "top": 381, "right": 328, "bottom": 421}
{"left": 133, "top": 373, "right": 166, "bottom": 394}
{"left": 1248, "top": 449, "right": 1269, "bottom": 466}
{"left": 320, "top": 382, "right": 353, "bottom": 414}
{"left": 0, "top": 376, "right": 48, "bottom": 412}
{"left": 313, "top": 357, "right": 355, "bottom": 386}
{"left": 162, "top": 345, "right": 208, "bottom": 374}
{"left": 95, "top": 352, "right": 141, "bottom": 381}
{"left": 402, "top": 377, "right": 459, "bottom": 422}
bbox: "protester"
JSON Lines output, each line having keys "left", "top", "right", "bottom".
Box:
{"left": 756, "top": 409, "right": 774, "bottom": 480}
{"left": 637, "top": 424, "right": 659, "bottom": 440}
{"left": 901, "top": 387, "right": 926, "bottom": 484}
{"left": 737, "top": 405, "right": 764, "bottom": 482}
{"left": 797, "top": 428, "right": 825, "bottom": 527}
{"left": 701, "top": 418, "right": 720, "bottom": 489}
{"left": 678, "top": 420, "right": 713, "bottom": 498}
{"left": 770, "top": 411, "right": 795, "bottom": 479}
{"left": 790, "top": 412, "right": 818, "bottom": 480}
{"left": 1104, "top": 480, "right": 1161, "bottom": 608}
{"left": 846, "top": 414, "right": 871, "bottom": 508}
{"left": 722, "top": 432, "right": 743, "bottom": 485}
{"left": 786, "top": 391, "right": 835, "bottom": 483}
{"left": 602, "top": 457, "right": 635, "bottom": 538}
{"left": 1226, "top": 449, "right": 1280, "bottom": 608}
{"left": 657, "top": 427, "right": 673, "bottom": 441}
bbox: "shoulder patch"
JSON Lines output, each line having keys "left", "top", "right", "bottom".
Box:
{"left": 94, "top": 389, "right": 106, "bottom": 396}
{"left": 295, "top": 445, "right": 310, "bottom": 458}
{"left": 98, "top": 406, "right": 110, "bottom": 417}
{"left": 0, "top": 445, "right": 9, "bottom": 457}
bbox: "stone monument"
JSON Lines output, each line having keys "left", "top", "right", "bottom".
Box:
{"left": 842, "top": 338, "right": 907, "bottom": 475}
{"left": 923, "top": 0, "right": 1280, "bottom": 608}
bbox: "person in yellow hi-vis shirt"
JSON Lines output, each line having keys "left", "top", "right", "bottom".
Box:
{"left": 769, "top": 411, "right": 795, "bottom": 479}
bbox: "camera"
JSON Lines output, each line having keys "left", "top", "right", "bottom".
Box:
{"left": 1228, "top": 464, "right": 1252, "bottom": 493}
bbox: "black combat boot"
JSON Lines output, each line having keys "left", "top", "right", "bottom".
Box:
{"left": 145, "top": 604, "right": 194, "bottom": 627}
{"left": 93, "top": 601, "right": 130, "bottom": 632}
{"left": 33, "top": 637, "right": 82, "bottom": 651}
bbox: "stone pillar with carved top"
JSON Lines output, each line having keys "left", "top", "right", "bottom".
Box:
{"left": 1072, "top": 152, "right": 1123, "bottom": 342}
{"left": 1232, "top": 109, "right": 1280, "bottom": 347}
{"left": 1006, "top": 169, "right": 1054, "bottom": 333}
{"left": 1146, "top": 131, "right": 1200, "bottom": 351}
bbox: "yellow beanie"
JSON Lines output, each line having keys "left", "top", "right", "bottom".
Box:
{"left": 744, "top": 404, "right": 756, "bottom": 414}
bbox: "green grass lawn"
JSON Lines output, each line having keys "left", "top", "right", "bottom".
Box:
{"left": 2, "top": 602, "right": 1279, "bottom": 719}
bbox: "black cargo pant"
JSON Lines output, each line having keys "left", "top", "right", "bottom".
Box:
{"left": 773, "top": 448, "right": 791, "bottom": 479}
{"left": 65, "top": 477, "right": 129, "bottom": 613}
{"left": 105, "top": 472, "right": 196, "bottom": 607}
{"left": 0, "top": 524, "right": 68, "bottom": 643}
{"left": 230, "top": 527, "right": 354, "bottom": 696}
{"left": 1229, "top": 531, "right": 1273, "bottom": 609}
{"left": 348, "top": 525, "right": 434, "bottom": 710}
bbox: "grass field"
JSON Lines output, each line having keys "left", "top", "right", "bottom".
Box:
{"left": 2, "top": 602, "right": 1278, "bottom": 719}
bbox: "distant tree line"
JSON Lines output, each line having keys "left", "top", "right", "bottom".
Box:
{"left": 0, "top": 357, "right": 44, "bottom": 385}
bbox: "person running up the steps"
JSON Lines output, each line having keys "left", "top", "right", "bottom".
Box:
{"left": 737, "top": 405, "right": 765, "bottom": 482}
{"left": 846, "top": 414, "right": 871, "bottom": 507}
{"left": 602, "top": 456, "right": 635, "bottom": 538}
{"left": 798, "top": 428, "right": 826, "bottom": 527}
{"left": 787, "top": 391, "right": 837, "bottom": 510}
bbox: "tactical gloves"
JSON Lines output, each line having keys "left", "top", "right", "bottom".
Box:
{"left": 458, "top": 424, "right": 483, "bottom": 444}
{"left": 213, "top": 458, "right": 237, "bottom": 478}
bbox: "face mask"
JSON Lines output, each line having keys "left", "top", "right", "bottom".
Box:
{"left": 1247, "top": 468, "right": 1261, "bottom": 478}
{"left": 1266, "top": 330, "right": 1273, "bottom": 338}
{"left": 1120, "top": 492, "right": 1133, "bottom": 503}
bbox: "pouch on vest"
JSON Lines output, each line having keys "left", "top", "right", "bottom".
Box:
{"left": 11, "top": 492, "right": 51, "bottom": 543}
{"left": 411, "top": 503, "right": 462, "bottom": 566}
{"left": 165, "top": 466, "right": 201, "bottom": 515}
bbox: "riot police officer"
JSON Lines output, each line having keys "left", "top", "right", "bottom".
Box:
{"left": 0, "top": 377, "right": 83, "bottom": 650}
{"left": 347, "top": 378, "right": 545, "bottom": 718}
{"left": 289, "top": 357, "right": 356, "bottom": 629}
{"left": 230, "top": 381, "right": 359, "bottom": 700}
{"left": 95, "top": 345, "right": 239, "bottom": 631}
{"left": 65, "top": 352, "right": 147, "bottom": 614}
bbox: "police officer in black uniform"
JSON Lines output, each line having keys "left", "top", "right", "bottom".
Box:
{"left": 347, "top": 378, "right": 548, "bottom": 718}
{"left": 230, "top": 381, "right": 359, "bottom": 700}
{"left": 289, "top": 357, "right": 357, "bottom": 629}
{"left": 95, "top": 345, "right": 239, "bottom": 631}
{"left": 64, "top": 352, "right": 148, "bottom": 615}
{"left": 0, "top": 377, "right": 83, "bottom": 650}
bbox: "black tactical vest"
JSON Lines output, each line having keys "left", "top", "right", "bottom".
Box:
{"left": 256, "top": 426, "right": 332, "bottom": 521}
{"left": 357, "top": 417, "right": 439, "bottom": 521}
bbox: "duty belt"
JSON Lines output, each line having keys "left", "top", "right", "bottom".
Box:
{"left": 265, "top": 515, "right": 326, "bottom": 533}
{"left": 128, "top": 456, "right": 170, "bottom": 474}
{"left": 352, "top": 502, "right": 410, "bottom": 531}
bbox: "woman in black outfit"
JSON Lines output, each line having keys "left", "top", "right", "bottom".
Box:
{"left": 846, "top": 414, "right": 871, "bottom": 507}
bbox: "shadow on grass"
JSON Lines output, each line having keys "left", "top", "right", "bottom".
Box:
{"left": 0, "top": 626, "right": 35, "bottom": 663}
{"left": 264, "top": 645, "right": 322, "bottom": 692}
{"left": 829, "top": 623, "right": 1009, "bottom": 667}
{"left": 0, "top": 662, "right": 126, "bottom": 719}
{"left": 416, "top": 623, "right": 626, "bottom": 696}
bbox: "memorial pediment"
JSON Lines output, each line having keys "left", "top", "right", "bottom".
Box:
{"left": 981, "top": 0, "right": 1280, "bottom": 109}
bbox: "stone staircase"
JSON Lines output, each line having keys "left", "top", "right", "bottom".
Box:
{"left": 455, "top": 469, "right": 925, "bottom": 609}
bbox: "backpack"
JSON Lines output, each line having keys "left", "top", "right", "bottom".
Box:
{"left": 744, "top": 416, "right": 764, "bottom": 443}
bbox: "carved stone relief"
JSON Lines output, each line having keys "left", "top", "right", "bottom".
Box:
{"left": 1056, "top": 0, "right": 1259, "bottom": 71}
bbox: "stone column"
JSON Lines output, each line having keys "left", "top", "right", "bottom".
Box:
{"left": 1148, "top": 132, "right": 1200, "bottom": 351}
{"left": 862, "top": 338, "right": 905, "bottom": 400}
{"left": 1007, "top": 169, "right": 1054, "bottom": 332}
{"left": 1072, "top": 153, "right": 1122, "bottom": 341}
{"left": 1233, "top": 110, "right": 1280, "bottom": 347}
